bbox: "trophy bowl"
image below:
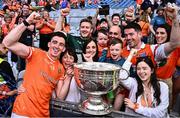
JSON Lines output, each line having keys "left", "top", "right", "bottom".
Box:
{"left": 74, "top": 62, "right": 128, "bottom": 115}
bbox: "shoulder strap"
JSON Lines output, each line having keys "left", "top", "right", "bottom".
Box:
{"left": 141, "top": 22, "right": 147, "bottom": 29}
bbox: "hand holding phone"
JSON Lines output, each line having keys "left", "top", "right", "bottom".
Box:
{"left": 99, "top": 5, "right": 109, "bottom": 15}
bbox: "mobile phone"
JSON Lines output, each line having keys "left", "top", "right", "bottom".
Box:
{"left": 99, "top": 5, "right": 109, "bottom": 15}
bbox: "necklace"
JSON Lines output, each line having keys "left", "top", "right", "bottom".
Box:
{"left": 143, "top": 86, "right": 152, "bottom": 107}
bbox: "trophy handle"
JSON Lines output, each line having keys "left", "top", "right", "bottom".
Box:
{"left": 119, "top": 68, "right": 129, "bottom": 80}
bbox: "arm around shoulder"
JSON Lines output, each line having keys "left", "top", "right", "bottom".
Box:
{"left": 164, "top": 4, "right": 180, "bottom": 56}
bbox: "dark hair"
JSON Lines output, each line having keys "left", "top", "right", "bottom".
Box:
{"left": 22, "top": 3, "right": 30, "bottom": 8}
{"left": 155, "top": 24, "right": 171, "bottom": 43}
{"left": 87, "top": 16, "right": 92, "bottom": 21}
{"left": 141, "top": 0, "right": 152, "bottom": 11}
{"left": 109, "top": 38, "right": 123, "bottom": 48}
{"left": 80, "top": 18, "right": 93, "bottom": 28}
{"left": 99, "top": 18, "right": 108, "bottom": 24}
{"left": 60, "top": 47, "right": 78, "bottom": 63}
{"left": 156, "top": 6, "right": 164, "bottom": 14}
{"left": 112, "top": 13, "right": 120, "bottom": 20}
{"left": 82, "top": 38, "right": 99, "bottom": 62}
{"left": 3, "top": 5, "right": 9, "bottom": 12}
{"left": 97, "top": 27, "right": 109, "bottom": 36}
{"left": 135, "top": 56, "right": 161, "bottom": 105}
{"left": 51, "top": 31, "right": 67, "bottom": 42}
{"left": 124, "top": 22, "right": 142, "bottom": 32}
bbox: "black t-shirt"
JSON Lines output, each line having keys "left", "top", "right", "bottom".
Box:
{"left": 66, "top": 34, "right": 88, "bottom": 54}
{"left": 16, "top": 15, "right": 35, "bottom": 46}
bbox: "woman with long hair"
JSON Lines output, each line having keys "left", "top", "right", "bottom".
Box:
{"left": 120, "top": 56, "right": 169, "bottom": 118}
{"left": 155, "top": 24, "right": 180, "bottom": 109}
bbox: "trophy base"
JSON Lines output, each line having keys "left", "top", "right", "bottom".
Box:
{"left": 79, "top": 96, "right": 112, "bottom": 115}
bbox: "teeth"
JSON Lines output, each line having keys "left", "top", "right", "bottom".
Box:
{"left": 140, "top": 73, "right": 146, "bottom": 78}
{"left": 53, "top": 48, "right": 59, "bottom": 53}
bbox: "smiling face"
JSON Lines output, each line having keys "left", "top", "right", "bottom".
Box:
{"left": 43, "top": 10, "right": 49, "bottom": 19}
{"left": 136, "top": 61, "right": 152, "bottom": 83}
{"left": 62, "top": 52, "right": 74, "bottom": 69}
{"left": 48, "top": 36, "right": 65, "bottom": 60}
{"left": 22, "top": 4, "right": 30, "bottom": 16}
{"left": 155, "top": 27, "right": 167, "bottom": 44}
{"left": 80, "top": 22, "right": 92, "bottom": 38}
{"left": 112, "top": 16, "right": 120, "bottom": 25}
{"left": 110, "top": 43, "right": 122, "bottom": 61}
{"left": 85, "top": 40, "right": 97, "bottom": 57}
{"left": 124, "top": 28, "right": 142, "bottom": 49}
{"left": 109, "top": 26, "right": 121, "bottom": 40}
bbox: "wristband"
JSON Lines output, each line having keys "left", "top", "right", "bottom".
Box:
{"left": 2, "top": 91, "right": 7, "bottom": 96}
{"left": 23, "top": 20, "right": 30, "bottom": 27}
{"left": 133, "top": 103, "right": 139, "bottom": 110}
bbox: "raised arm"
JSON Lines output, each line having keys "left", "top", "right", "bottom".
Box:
{"left": 120, "top": 49, "right": 137, "bottom": 89}
{"left": 54, "top": 10, "right": 67, "bottom": 32}
{"left": 56, "top": 67, "right": 73, "bottom": 100}
{"left": 92, "top": 9, "right": 99, "bottom": 32}
{"left": 163, "top": 3, "right": 180, "bottom": 56}
{"left": 105, "top": 15, "right": 113, "bottom": 27}
{"left": 2, "top": 12, "right": 40, "bottom": 58}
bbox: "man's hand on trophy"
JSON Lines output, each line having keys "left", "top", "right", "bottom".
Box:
{"left": 129, "top": 48, "right": 137, "bottom": 57}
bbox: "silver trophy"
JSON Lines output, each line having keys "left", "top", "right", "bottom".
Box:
{"left": 74, "top": 62, "right": 129, "bottom": 115}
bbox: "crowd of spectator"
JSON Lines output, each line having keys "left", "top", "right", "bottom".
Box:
{"left": 0, "top": 0, "right": 180, "bottom": 117}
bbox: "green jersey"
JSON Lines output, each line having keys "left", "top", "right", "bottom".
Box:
{"left": 66, "top": 34, "right": 88, "bottom": 54}
{"left": 66, "top": 34, "right": 89, "bottom": 62}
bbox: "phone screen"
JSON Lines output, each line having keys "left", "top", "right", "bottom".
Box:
{"left": 99, "top": 5, "right": 109, "bottom": 15}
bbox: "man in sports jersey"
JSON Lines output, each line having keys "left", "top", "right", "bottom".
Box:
{"left": 3, "top": 12, "right": 71, "bottom": 117}
{"left": 121, "top": 4, "right": 180, "bottom": 77}
{"left": 114, "top": 4, "right": 180, "bottom": 111}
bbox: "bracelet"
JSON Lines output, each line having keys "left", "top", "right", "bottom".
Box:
{"left": 133, "top": 103, "right": 139, "bottom": 111}
{"left": 23, "top": 20, "right": 30, "bottom": 27}
{"left": 2, "top": 91, "right": 7, "bottom": 96}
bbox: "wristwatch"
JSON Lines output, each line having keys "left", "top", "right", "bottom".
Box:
{"left": 23, "top": 20, "right": 30, "bottom": 27}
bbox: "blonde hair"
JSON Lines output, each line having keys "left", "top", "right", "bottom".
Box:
{"left": 139, "top": 12, "right": 149, "bottom": 23}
